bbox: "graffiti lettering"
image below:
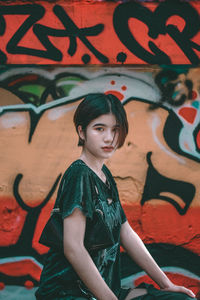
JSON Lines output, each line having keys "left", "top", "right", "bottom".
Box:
{"left": 0, "top": 4, "right": 108, "bottom": 63}
{"left": 0, "top": 1, "right": 199, "bottom": 64}
{"left": 53, "top": 5, "right": 108, "bottom": 63}
{"left": 6, "top": 4, "right": 62, "bottom": 61}
{"left": 113, "top": 0, "right": 200, "bottom": 64}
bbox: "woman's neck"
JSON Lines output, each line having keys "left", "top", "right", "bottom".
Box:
{"left": 79, "top": 151, "right": 106, "bottom": 182}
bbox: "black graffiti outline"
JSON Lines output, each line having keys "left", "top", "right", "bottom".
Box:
{"left": 141, "top": 152, "right": 196, "bottom": 215}
{"left": 0, "top": 172, "right": 61, "bottom": 286}
{"left": 13, "top": 173, "right": 62, "bottom": 250}
{"left": 0, "top": 92, "right": 86, "bottom": 143}
{"left": 52, "top": 5, "right": 108, "bottom": 63}
{"left": 113, "top": 0, "right": 200, "bottom": 64}
{"left": 0, "top": 173, "right": 61, "bottom": 259}
{"left": 0, "top": 4, "right": 108, "bottom": 63}
{"left": 0, "top": 105, "right": 42, "bottom": 143}
{"left": 0, "top": 4, "right": 62, "bottom": 61}
{"left": 121, "top": 244, "right": 200, "bottom": 280}
{"left": 0, "top": 9, "right": 7, "bottom": 63}
{"left": 163, "top": 110, "right": 200, "bottom": 163}
{"left": 194, "top": 123, "right": 200, "bottom": 154}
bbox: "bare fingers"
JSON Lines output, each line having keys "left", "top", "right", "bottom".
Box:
{"left": 162, "top": 285, "right": 196, "bottom": 298}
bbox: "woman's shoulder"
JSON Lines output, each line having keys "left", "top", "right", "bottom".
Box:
{"left": 57, "top": 160, "right": 92, "bottom": 195}
{"left": 63, "top": 159, "right": 91, "bottom": 180}
{"left": 103, "top": 164, "right": 116, "bottom": 183}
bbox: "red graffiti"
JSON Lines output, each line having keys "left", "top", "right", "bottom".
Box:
{"left": 196, "top": 130, "right": 200, "bottom": 149}
{"left": 105, "top": 90, "right": 124, "bottom": 101}
{"left": 135, "top": 273, "right": 199, "bottom": 295}
{"left": 192, "top": 91, "right": 198, "bottom": 100}
{"left": 123, "top": 203, "right": 200, "bottom": 255}
{"left": 0, "top": 259, "right": 41, "bottom": 283}
{"left": 178, "top": 107, "right": 197, "bottom": 124}
{"left": 0, "top": 197, "right": 27, "bottom": 246}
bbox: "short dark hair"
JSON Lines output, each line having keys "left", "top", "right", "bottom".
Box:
{"left": 73, "top": 93, "right": 128, "bottom": 148}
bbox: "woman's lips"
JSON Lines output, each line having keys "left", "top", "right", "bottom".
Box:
{"left": 102, "top": 146, "right": 114, "bottom": 152}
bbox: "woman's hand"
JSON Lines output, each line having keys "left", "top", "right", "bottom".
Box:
{"left": 161, "top": 283, "right": 196, "bottom": 298}
{"left": 120, "top": 222, "right": 196, "bottom": 299}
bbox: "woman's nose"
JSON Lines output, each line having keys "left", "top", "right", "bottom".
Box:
{"left": 104, "top": 130, "right": 114, "bottom": 143}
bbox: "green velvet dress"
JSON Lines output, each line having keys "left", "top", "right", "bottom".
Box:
{"left": 35, "top": 160, "right": 195, "bottom": 300}
{"left": 35, "top": 159, "right": 130, "bottom": 300}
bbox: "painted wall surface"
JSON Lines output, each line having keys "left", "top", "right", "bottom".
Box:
{"left": 0, "top": 0, "right": 200, "bottom": 298}
{"left": 0, "top": 0, "right": 199, "bottom": 64}
{"left": 0, "top": 66, "right": 200, "bottom": 298}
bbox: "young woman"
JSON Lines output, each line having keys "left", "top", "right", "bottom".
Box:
{"left": 36, "top": 93, "right": 196, "bottom": 300}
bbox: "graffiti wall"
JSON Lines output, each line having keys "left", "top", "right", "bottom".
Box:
{"left": 0, "top": 0, "right": 199, "bottom": 65}
{"left": 0, "top": 65, "right": 200, "bottom": 298}
{"left": 0, "top": 0, "right": 200, "bottom": 298}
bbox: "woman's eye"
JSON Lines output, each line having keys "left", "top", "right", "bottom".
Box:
{"left": 96, "top": 127, "right": 104, "bottom": 131}
{"left": 113, "top": 127, "right": 119, "bottom": 132}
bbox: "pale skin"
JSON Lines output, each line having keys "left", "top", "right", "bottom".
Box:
{"left": 63, "top": 113, "right": 196, "bottom": 300}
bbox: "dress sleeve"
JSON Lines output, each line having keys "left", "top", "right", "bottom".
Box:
{"left": 58, "top": 165, "right": 95, "bottom": 220}
{"left": 119, "top": 200, "right": 127, "bottom": 224}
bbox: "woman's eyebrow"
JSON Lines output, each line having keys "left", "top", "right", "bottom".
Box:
{"left": 92, "top": 123, "right": 105, "bottom": 127}
{"left": 92, "top": 123, "right": 120, "bottom": 127}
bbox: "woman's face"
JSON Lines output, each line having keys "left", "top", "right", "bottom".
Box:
{"left": 78, "top": 113, "right": 120, "bottom": 161}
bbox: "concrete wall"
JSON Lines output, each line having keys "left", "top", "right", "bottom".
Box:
{"left": 0, "top": 65, "right": 199, "bottom": 298}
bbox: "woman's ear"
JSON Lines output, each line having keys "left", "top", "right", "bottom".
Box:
{"left": 77, "top": 125, "right": 85, "bottom": 142}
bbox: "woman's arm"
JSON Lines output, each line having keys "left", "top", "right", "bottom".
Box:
{"left": 63, "top": 208, "right": 117, "bottom": 300}
{"left": 120, "top": 221, "right": 196, "bottom": 298}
